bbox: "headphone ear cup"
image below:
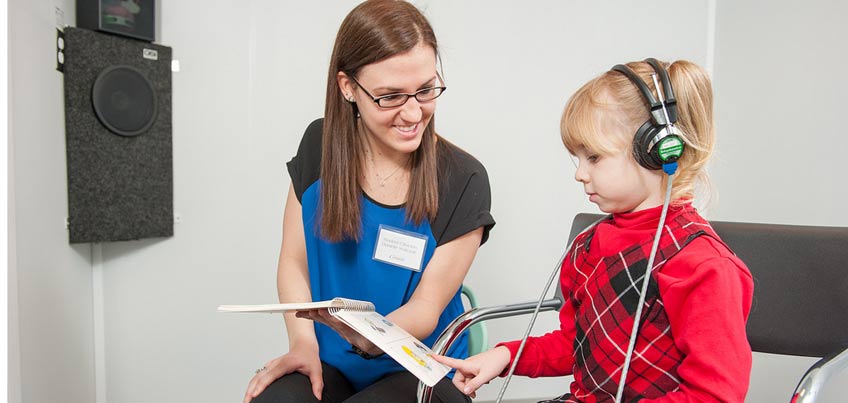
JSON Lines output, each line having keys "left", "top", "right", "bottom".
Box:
{"left": 633, "top": 120, "right": 663, "bottom": 170}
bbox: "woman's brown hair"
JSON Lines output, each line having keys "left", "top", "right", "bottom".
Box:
{"left": 321, "top": 0, "right": 441, "bottom": 241}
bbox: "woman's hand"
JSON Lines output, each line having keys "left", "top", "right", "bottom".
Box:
{"left": 243, "top": 343, "right": 323, "bottom": 403}
{"left": 294, "top": 308, "right": 382, "bottom": 355}
{"left": 432, "top": 346, "right": 512, "bottom": 398}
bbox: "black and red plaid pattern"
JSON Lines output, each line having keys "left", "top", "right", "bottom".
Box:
{"left": 559, "top": 211, "right": 722, "bottom": 403}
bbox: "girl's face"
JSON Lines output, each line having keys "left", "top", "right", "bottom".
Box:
{"left": 337, "top": 43, "right": 439, "bottom": 160}
{"left": 572, "top": 127, "right": 664, "bottom": 214}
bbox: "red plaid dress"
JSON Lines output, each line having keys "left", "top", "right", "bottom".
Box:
{"left": 566, "top": 209, "right": 718, "bottom": 402}
{"left": 499, "top": 205, "right": 753, "bottom": 403}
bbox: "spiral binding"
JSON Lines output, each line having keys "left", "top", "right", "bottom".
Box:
{"left": 329, "top": 298, "right": 375, "bottom": 314}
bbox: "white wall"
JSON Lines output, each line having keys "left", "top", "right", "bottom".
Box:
{"left": 712, "top": 1, "right": 848, "bottom": 226}
{"left": 8, "top": 1, "right": 96, "bottom": 402}
{"left": 7, "top": 1, "right": 845, "bottom": 403}
{"left": 711, "top": 2, "right": 848, "bottom": 402}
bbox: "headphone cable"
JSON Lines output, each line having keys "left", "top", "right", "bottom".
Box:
{"left": 613, "top": 164, "right": 676, "bottom": 403}
{"left": 495, "top": 215, "right": 607, "bottom": 403}
{"left": 497, "top": 164, "right": 677, "bottom": 403}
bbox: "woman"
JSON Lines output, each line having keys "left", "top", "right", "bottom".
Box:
{"left": 244, "top": 1, "right": 495, "bottom": 402}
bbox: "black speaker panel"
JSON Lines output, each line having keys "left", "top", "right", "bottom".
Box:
{"left": 63, "top": 27, "right": 173, "bottom": 243}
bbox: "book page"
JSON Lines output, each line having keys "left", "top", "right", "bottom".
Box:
{"left": 217, "top": 301, "right": 336, "bottom": 313}
{"left": 217, "top": 298, "right": 448, "bottom": 386}
{"left": 333, "top": 309, "right": 449, "bottom": 387}
{"left": 218, "top": 298, "right": 373, "bottom": 314}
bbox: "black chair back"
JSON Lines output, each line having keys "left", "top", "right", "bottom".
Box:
{"left": 711, "top": 220, "right": 848, "bottom": 357}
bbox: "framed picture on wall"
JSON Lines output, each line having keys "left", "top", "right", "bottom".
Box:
{"left": 77, "top": 0, "right": 156, "bottom": 42}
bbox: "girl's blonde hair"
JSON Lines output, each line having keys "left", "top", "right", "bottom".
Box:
{"left": 560, "top": 59, "right": 715, "bottom": 204}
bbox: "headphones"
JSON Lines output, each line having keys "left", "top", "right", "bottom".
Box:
{"left": 611, "top": 58, "right": 685, "bottom": 170}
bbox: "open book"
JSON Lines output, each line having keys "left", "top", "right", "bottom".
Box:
{"left": 218, "top": 298, "right": 450, "bottom": 386}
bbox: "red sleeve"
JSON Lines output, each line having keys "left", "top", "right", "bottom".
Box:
{"left": 495, "top": 255, "right": 579, "bottom": 378}
{"left": 643, "top": 237, "right": 754, "bottom": 403}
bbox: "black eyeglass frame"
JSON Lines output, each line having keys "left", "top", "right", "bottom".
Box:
{"left": 349, "top": 75, "right": 447, "bottom": 108}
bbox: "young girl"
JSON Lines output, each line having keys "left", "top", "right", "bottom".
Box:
{"left": 435, "top": 59, "right": 754, "bottom": 403}
{"left": 244, "top": 1, "right": 494, "bottom": 403}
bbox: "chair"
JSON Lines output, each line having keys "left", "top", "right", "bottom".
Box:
{"left": 460, "top": 285, "right": 489, "bottom": 356}
{"left": 419, "top": 214, "right": 848, "bottom": 403}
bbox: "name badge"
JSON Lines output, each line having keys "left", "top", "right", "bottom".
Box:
{"left": 373, "top": 225, "right": 428, "bottom": 272}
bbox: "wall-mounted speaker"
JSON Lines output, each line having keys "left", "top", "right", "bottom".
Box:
{"left": 63, "top": 27, "right": 173, "bottom": 243}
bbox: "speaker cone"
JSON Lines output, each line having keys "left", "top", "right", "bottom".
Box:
{"left": 91, "top": 65, "right": 157, "bottom": 137}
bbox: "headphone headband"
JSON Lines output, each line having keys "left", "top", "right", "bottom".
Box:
{"left": 610, "top": 64, "right": 660, "bottom": 108}
{"left": 610, "top": 58, "right": 684, "bottom": 170}
{"left": 644, "top": 58, "right": 678, "bottom": 123}
{"left": 611, "top": 60, "right": 678, "bottom": 126}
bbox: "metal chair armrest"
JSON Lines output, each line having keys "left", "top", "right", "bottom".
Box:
{"left": 417, "top": 297, "right": 563, "bottom": 403}
{"left": 791, "top": 346, "right": 848, "bottom": 403}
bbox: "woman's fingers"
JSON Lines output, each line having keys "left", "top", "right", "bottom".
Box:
{"left": 242, "top": 350, "right": 324, "bottom": 403}
{"left": 244, "top": 363, "right": 278, "bottom": 403}
{"left": 243, "top": 358, "right": 289, "bottom": 403}
{"left": 307, "top": 367, "right": 324, "bottom": 401}
{"left": 296, "top": 309, "right": 378, "bottom": 354}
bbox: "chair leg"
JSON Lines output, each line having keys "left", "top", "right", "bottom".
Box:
{"left": 417, "top": 381, "right": 433, "bottom": 403}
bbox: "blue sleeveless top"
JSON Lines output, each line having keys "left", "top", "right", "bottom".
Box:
{"left": 287, "top": 119, "right": 495, "bottom": 390}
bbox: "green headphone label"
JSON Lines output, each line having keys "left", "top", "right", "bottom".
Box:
{"left": 658, "top": 137, "right": 684, "bottom": 161}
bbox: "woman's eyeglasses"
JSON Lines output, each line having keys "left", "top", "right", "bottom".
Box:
{"left": 350, "top": 75, "right": 446, "bottom": 108}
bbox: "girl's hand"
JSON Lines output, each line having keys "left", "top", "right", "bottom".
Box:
{"left": 243, "top": 343, "right": 323, "bottom": 403}
{"left": 295, "top": 308, "right": 382, "bottom": 356}
{"left": 432, "top": 346, "right": 512, "bottom": 397}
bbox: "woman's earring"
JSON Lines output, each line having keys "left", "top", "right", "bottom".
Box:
{"left": 347, "top": 94, "right": 360, "bottom": 118}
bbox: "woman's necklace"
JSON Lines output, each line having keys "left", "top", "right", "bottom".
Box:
{"left": 369, "top": 152, "right": 409, "bottom": 187}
